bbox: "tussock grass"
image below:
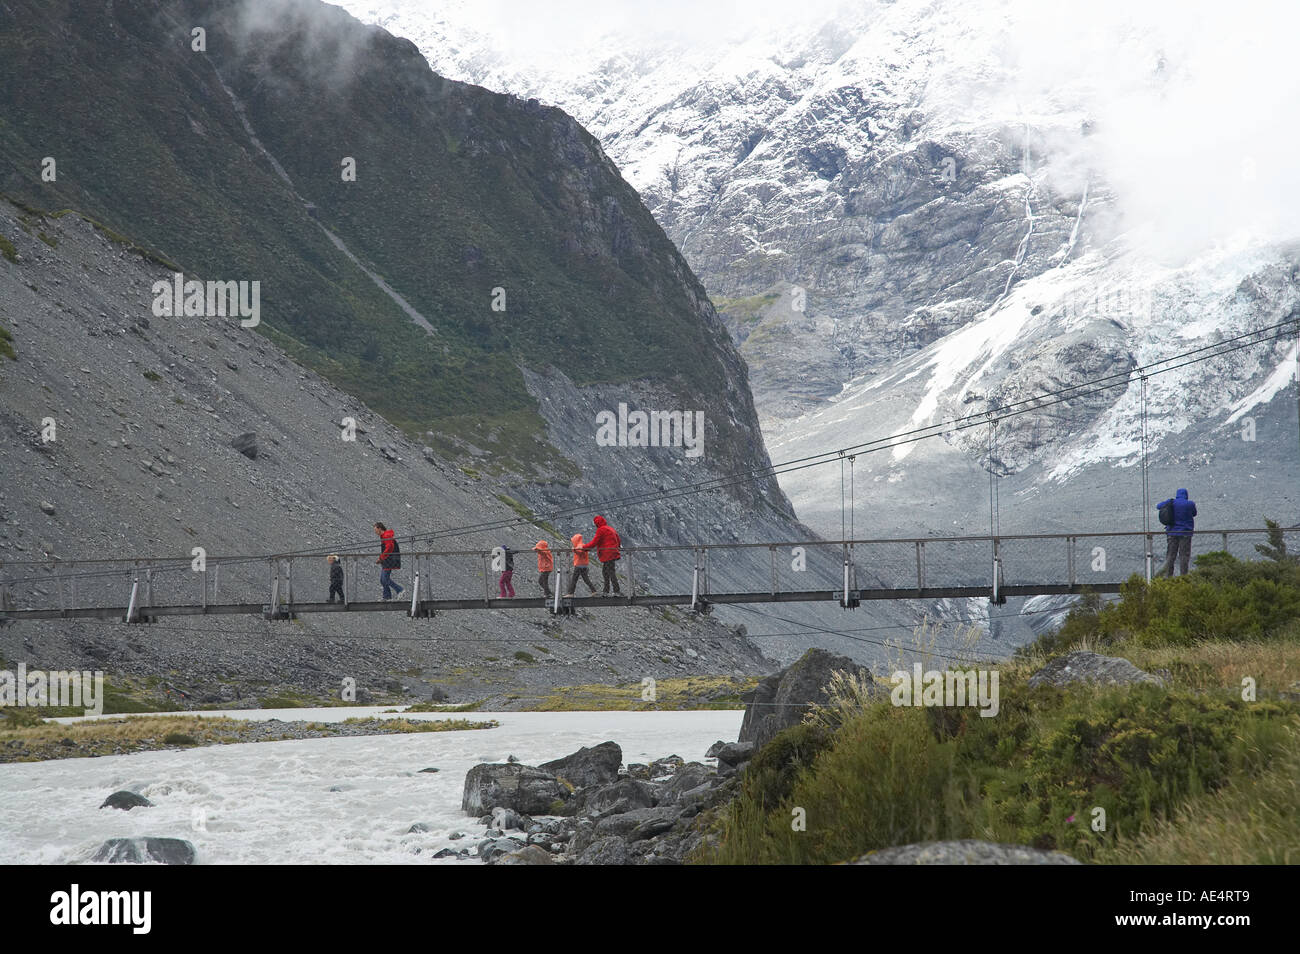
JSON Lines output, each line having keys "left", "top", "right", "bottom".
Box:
{"left": 1098, "top": 728, "right": 1300, "bottom": 865}
{"left": 520, "top": 674, "right": 759, "bottom": 711}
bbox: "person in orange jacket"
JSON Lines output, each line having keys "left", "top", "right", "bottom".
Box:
{"left": 581, "top": 515, "right": 622, "bottom": 595}
{"left": 566, "top": 531, "right": 598, "bottom": 596}
{"left": 532, "top": 540, "right": 554, "bottom": 598}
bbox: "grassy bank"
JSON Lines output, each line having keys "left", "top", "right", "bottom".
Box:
{"left": 0, "top": 714, "right": 499, "bottom": 763}
{"left": 701, "top": 550, "right": 1300, "bottom": 865}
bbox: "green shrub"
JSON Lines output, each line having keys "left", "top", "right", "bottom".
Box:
{"left": 704, "top": 683, "right": 1298, "bottom": 865}
{"left": 1020, "top": 551, "right": 1300, "bottom": 657}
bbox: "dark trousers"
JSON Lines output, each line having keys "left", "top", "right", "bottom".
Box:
{"left": 380, "top": 568, "right": 403, "bottom": 598}
{"left": 600, "top": 558, "right": 620, "bottom": 594}
{"left": 1156, "top": 535, "right": 1192, "bottom": 577}
{"left": 567, "top": 566, "right": 596, "bottom": 594}
{"left": 539, "top": 571, "right": 553, "bottom": 597}
{"left": 328, "top": 582, "right": 344, "bottom": 602}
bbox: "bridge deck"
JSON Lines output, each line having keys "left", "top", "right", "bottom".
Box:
{"left": 0, "top": 583, "right": 1124, "bottom": 622}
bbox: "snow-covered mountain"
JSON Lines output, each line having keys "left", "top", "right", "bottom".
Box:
{"left": 335, "top": 0, "right": 1300, "bottom": 535}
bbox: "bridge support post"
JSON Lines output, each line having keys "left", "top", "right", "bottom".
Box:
{"left": 690, "top": 548, "right": 710, "bottom": 613}
{"left": 144, "top": 567, "right": 153, "bottom": 614}
{"left": 1067, "top": 537, "right": 1076, "bottom": 587}
{"left": 840, "top": 543, "right": 860, "bottom": 608}
{"left": 990, "top": 539, "right": 1006, "bottom": 605}
{"left": 770, "top": 545, "right": 778, "bottom": 596}
{"left": 409, "top": 558, "right": 423, "bottom": 617}
{"left": 484, "top": 553, "right": 491, "bottom": 606}
{"left": 1144, "top": 534, "right": 1153, "bottom": 583}
{"left": 625, "top": 551, "right": 634, "bottom": 602}
{"left": 200, "top": 564, "right": 207, "bottom": 611}
{"left": 125, "top": 570, "right": 139, "bottom": 623}
{"left": 915, "top": 541, "right": 925, "bottom": 594}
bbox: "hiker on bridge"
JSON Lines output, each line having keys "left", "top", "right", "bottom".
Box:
{"left": 1155, "top": 488, "right": 1197, "bottom": 578}
{"left": 327, "top": 554, "right": 344, "bottom": 603}
{"left": 581, "top": 515, "right": 622, "bottom": 595}
{"left": 374, "top": 522, "right": 404, "bottom": 600}
{"left": 498, "top": 544, "right": 516, "bottom": 598}
{"left": 567, "top": 531, "right": 598, "bottom": 596}
{"left": 533, "top": 540, "right": 555, "bottom": 598}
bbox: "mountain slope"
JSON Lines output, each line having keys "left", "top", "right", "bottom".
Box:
{"left": 0, "top": 0, "right": 772, "bottom": 488}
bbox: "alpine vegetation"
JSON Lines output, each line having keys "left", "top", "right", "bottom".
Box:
{"left": 595, "top": 403, "right": 705, "bottom": 458}
{"left": 890, "top": 664, "right": 1000, "bottom": 717}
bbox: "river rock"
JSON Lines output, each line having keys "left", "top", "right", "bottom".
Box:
{"left": 462, "top": 762, "right": 569, "bottom": 815}
{"left": 540, "top": 741, "right": 622, "bottom": 788}
{"left": 91, "top": 837, "right": 196, "bottom": 865}
{"left": 496, "top": 845, "right": 556, "bottom": 865}
{"left": 99, "top": 790, "right": 154, "bottom": 811}
{"left": 576, "top": 836, "right": 635, "bottom": 865}
{"left": 580, "top": 777, "right": 656, "bottom": 815}
{"left": 489, "top": 806, "right": 527, "bottom": 832}
{"left": 1027, "top": 652, "right": 1165, "bottom": 689}
{"left": 476, "top": 837, "right": 525, "bottom": 863}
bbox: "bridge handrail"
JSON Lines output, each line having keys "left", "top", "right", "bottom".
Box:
{"left": 0, "top": 526, "right": 1294, "bottom": 574}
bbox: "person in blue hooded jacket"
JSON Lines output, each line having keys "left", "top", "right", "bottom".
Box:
{"left": 1155, "top": 488, "right": 1197, "bottom": 577}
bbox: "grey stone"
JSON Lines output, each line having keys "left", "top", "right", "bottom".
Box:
{"left": 580, "top": 777, "right": 656, "bottom": 816}
{"left": 714, "top": 741, "right": 755, "bottom": 766}
{"left": 739, "top": 648, "right": 878, "bottom": 749}
{"left": 540, "top": 741, "right": 622, "bottom": 789}
{"left": 91, "top": 837, "right": 196, "bottom": 865}
{"left": 496, "top": 844, "right": 556, "bottom": 865}
{"left": 1027, "top": 652, "right": 1165, "bottom": 690}
{"left": 576, "top": 836, "right": 635, "bottom": 865}
{"left": 99, "top": 790, "right": 153, "bottom": 811}
{"left": 462, "top": 762, "right": 569, "bottom": 816}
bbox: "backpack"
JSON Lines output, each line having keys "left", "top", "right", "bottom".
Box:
{"left": 384, "top": 538, "right": 402, "bottom": 569}
{"left": 504, "top": 548, "right": 514, "bottom": 572}
{"left": 1157, "top": 500, "right": 1174, "bottom": 527}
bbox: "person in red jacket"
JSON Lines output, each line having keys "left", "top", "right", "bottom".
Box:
{"left": 581, "top": 515, "right": 622, "bottom": 595}
{"left": 374, "top": 522, "right": 404, "bottom": 601}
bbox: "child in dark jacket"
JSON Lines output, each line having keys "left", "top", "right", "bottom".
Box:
{"left": 327, "top": 554, "right": 344, "bottom": 603}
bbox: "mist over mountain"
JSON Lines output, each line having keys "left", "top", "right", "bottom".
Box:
{"left": 338, "top": 0, "right": 1300, "bottom": 538}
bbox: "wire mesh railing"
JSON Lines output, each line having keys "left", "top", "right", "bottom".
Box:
{"left": 0, "top": 527, "right": 1295, "bottom": 620}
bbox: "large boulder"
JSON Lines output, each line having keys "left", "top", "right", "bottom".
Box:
{"left": 576, "top": 836, "right": 635, "bottom": 865}
{"left": 1027, "top": 652, "right": 1165, "bottom": 690}
{"left": 99, "top": 791, "right": 153, "bottom": 811}
{"left": 739, "top": 648, "right": 877, "bottom": 748}
{"left": 579, "top": 777, "right": 656, "bottom": 816}
{"left": 539, "top": 741, "right": 622, "bottom": 789}
{"left": 91, "top": 838, "right": 196, "bottom": 865}
{"left": 462, "top": 762, "right": 569, "bottom": 816}
{"left": 849, "top": 840, "right": 1081, "bottom": 865}
{"left": 593, "top": 805, "right": 681, "bottom": 842}
{"left": 476, "top": 837, "right": 526, "bottom": 863}
{"left": 656, "top": 763, "right": 717, "bottom": 805}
